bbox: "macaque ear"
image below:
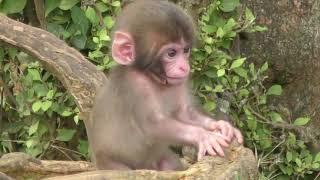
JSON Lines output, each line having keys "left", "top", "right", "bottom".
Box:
{"left": 112, "top": 31, "right": 136, "bottom": 65}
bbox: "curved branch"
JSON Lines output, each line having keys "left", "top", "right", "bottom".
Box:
{"left": 0, "top": 14, "right": 107, "bottom": 121}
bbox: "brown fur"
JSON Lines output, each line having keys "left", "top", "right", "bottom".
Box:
{"left": 88, "top": 0, "right": 241, "bottom": 171}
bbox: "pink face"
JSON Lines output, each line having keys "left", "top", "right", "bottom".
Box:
{"left": 158, "top": 40, "right": 191, "bottom": 85}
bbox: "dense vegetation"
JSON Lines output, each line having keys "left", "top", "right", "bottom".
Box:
{"left": 0, "top": 0, "right": 319, "bottom": 179}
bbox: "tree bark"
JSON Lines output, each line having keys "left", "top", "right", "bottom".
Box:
{"left": 240, "top": 0, "right": 320, "bottom": 144}
{"left": 0, "top": 146, "right": 257, "bottom": 180}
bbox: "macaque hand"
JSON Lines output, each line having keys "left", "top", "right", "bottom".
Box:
{"left": 205, "top": 120, "right": 243, "bottom": 144}
{"left": 195, "top": 129, "right": 230, "bottom": 161}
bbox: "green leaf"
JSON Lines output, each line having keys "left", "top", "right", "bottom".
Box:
{"left": 253, "top": 25, "right": 268, "bottom": 32}
{"left": 33, "top": 84, "right": 48, "bottom": 97}
{"left": 216, "top": 27, "right": 224, "bottom": 38}
{"left": 244, "top": 108, "right": 257, "bottom": 130}
{"left": 204, "top": 70, "right": 216, "bottom": 78}
{"left": 204, "top": 85, "right": 213, "bottom": 91}
{"left": 314, "top": 152, "right": 320, "bottom": 162}
{"left": 249, "top": 63, "right": 255, "bottom": 75}
{"left": 26, "top": 139, "right": 36, "bottom": 148}
{"left": 266, "top": 85, "right": 282, "bottom": 96}
{"left": 219, "top": 0, "right": 240, "bottom": 12}
{"left": 8, "top": 48, "right": 18, "bottom": 59}
{"left": 204, "top": 37, "right": 213, "bottom": 44}
{"left": 74, "top": 115, "right": 79, "bottom": 124}
{"left": 233, "top": 67, "right": 248, "bottom": 78}
{"left": 312, "top": 163, "right": 320, "bottom": 169}
{"left": 46, "top": 90, "right": 54, "bottom": 99}
{"left": 56, "top": 129, "right": 76, "bottom": 142}
{"left": 260, "top": 138, "right": 272, "bottom": 149}
{"left": 59, "top": 0, "right": 79, "bottom": 10}
{"left": 61, "top": 110, "right": 73, "bottom": 117}
{"left": 28, "top": 69, "right": 42, "bottom": 81}
{"left": 98, "top": 29, "right": 110, "bottom": 41}
{"left": 29, "top": 120, "right": 39, "bottom": 136}
{"left": 111, "top": 1, "right": 121, "bottom": 7}
{"left": 288, "top": 132, "right": 296, "bottom": 145}
{"left": 232, "top": 76, "right": 239, "bottom": 84}
{"left": 26, "top": 146, "right": 42, "bottom": 157}
{"left": 32, "top": 101, "right": 42, "bottom": 112}
{"left": 239, "top": 89, "right": 249, "bottom": 98}
{"left": 47, "top": 23, "right": 65, "bottom": 37}
{"left": 71, "top": 35, "right": 87, "bottom": 50}
{"left": 293, "top": 117, "right": 310, "bottom": 126}
{"left": 89, "top": 50, "right": 104, "bottom": 59}
{"left": 295, "top": 158, "right": 302, "bottom": 167}
{"left": 223, "top": 18, "right": 236, "bottom": 32}
{"left": 213, "top": 85, "right": 224, "bottom": 93}
{"left": 104, "top": 16, "right": 115, "bottom": 29}
{"left": 260, "top": 62, "right": 268, "bottom": 73}
{"left": 268, "top": 112, "right": 284, "bottom": 122}
{"left": 245, "top": 7, "right": 255, "bottom": 22}
{"left": 71, "top": 6, "right": 89, "bottom": 35}
{"left": 204, "top": 45, "right": 212, "bottom": 54}
{"left": 45, "top": 0, "right": 61, "bottom": 17}
{"left": 202, "top": 25, "right": 217, "bottom": 34}
{"left": 203, "top": 101, "right": 216, "bottom": 112}
{"left": 92, "top": 37, "right": 99, "bottom": 44}
{"left": 85, "top": 7, "right": 99, "bottom": 25}
{"left": 286, "top": 151, "right": 293, "bottom": 162}
{"left": 1, "top": 0, "right": 27, "bottom": 14}
{"left": 77, "top": 140, "right": 89, "bottom": 156}
{"left": 230, "top": 58, "right": 246, "bottom": 69}
{"left": 41, "top": 100, "right": 52, "bottom": 111}
{"left": 96, "top": 2, "right": 109, "bottom": 12}
{"left": 217, "top": 69, "right": 225, "bottom": 77}
{"left": 0, "top": 48, "right": 4, "bottom": 61}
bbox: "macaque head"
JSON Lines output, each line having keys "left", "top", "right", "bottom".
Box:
{"left": 111, "top": 0, "right": 196, "bottom": 85}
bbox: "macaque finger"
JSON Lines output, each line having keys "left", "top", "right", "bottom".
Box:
{"left": 207, "top": 121, "right": 218, "bottom": 131}
{"left": 205, "top": 141, "right": 216, "bottom": 156}
{"left": 197, "top": 143, "right": 205, "bottom": 161}
{"left": 211, "top": 140, "right": 225, "bottom": 157}
{"left": 215, "top": 136, "right": 229, "bottom": 147}
{"left": 226, "top": 124, "right": 234, "bottom": 142}
{"left": 217, "top": 121, "right": 228, "bottom": 138}
{"left": 214, "top": 131, "right": 230, "bottom": 142}
{"left": 234, "top": 129, "right": 244, "bottom": 144}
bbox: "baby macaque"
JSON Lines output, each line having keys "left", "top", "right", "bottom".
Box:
{"left": 88, "top": 0, "right": 243, "bottom": 171}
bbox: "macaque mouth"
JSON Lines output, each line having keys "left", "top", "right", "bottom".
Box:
{"left": 166, "top": 75, "right": 188, "bottom": 79}
{"left": 148, "top": 72, "right": 185, "bottom": 85}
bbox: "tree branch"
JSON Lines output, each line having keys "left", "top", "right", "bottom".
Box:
{"left": 0, "top": 14, "right": 107, "bottom": 121}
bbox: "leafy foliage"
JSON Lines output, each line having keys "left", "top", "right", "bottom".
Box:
{"left": 0, "top": 0, "right": 319, "bottom": 179}
{"left": 192, "top": 1, "right": 319, "bottom": 179}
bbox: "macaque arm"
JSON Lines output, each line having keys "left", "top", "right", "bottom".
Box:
{"left": 144, "top": 111, "right": 205, "bottom": 146}
{"left": 142, "top": 113, "right": 229, "bottom": 159}
{"left": 183, "top": 107, "right": 243, "bottom": 144}
{"left": 175, "top": 90, "right": 243, "bottom": 144}
{"left": 174, "top": 88, "right": 213, "bottom": 128}
{"left": 131, "top": 75, "right": 229, "bottom": 158}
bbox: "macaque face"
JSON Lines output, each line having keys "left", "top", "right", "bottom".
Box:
{"left": 158, "top": 40, "right": 191, "bottom": 85}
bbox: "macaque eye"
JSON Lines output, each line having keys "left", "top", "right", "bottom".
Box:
{"left": 183, "top": 47, "right": 190, "bottom": 54}
{"left": 166, "top": 49, "right": 177, "bottom": 58}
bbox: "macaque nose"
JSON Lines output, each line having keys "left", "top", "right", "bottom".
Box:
{"left": 179, "top": 64, "right": 190, "bottom": 74}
